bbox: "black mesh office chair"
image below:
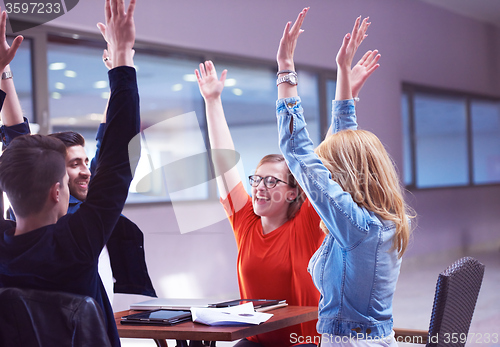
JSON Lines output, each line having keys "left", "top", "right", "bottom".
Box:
{"left": 394, "top": 256, "right": 485, "bottom": 346}
{"left": 0, "top": 287, "right": 112, "bottom": 347}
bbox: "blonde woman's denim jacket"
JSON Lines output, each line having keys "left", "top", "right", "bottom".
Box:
{"left": 276, "top": 97, "right": 401, "bottom": 340}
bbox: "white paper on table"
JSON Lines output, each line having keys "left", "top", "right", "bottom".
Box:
{"left": 191, "top": 302, "right": 273, "bottom": 326}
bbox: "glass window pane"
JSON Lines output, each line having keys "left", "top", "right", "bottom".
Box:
{"left": 297, "top": 70, "right": 320, "bottom": 146}
{"left": 129, "top": 53, "right": 207, "bottom": 203}
{"left": 48, "top": 42, "right": 109, "bottom": 129}
{"left": 414, "top": 94, "right": 468, "bottom": 188}
{"left": 401, "top": 92, "right": 413, "bottom": 186}
{"left": 471, "top": 100, "right": 500, "bottom": 184}
{"left": 326, "top": 79, "right": 336, "bottom": 127}
{"left": 7, "top": 37, "right": 33, "bottom": 122}
{"left": 47, "top": 40, "right": 207, "bottom": 203}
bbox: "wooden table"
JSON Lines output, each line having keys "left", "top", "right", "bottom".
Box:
{"left": 115, "top": 305, "right": 318, "bottom": 346}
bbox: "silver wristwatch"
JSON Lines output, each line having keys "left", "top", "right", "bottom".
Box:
{"left": 1, "top": 71, "right": 13, "bottom": 80}
{"left": 277, "top": 72, "right": 298, "bottom": 86}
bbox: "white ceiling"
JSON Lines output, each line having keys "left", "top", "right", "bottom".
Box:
{"left": 419, "top": 0, "right": 500, "bottom": 28}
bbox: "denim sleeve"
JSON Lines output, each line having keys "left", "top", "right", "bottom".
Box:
{"left": 331, "top": 99, "right": 357, "bottom": 133}
{"left": 276, "top": 97, "right": 370, "bottom": 248}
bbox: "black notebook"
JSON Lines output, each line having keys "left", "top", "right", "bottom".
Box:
{"left": 120, "top": 309, "right": 192, "bottom": 326}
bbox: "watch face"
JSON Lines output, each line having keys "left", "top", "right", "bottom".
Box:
{"left": 277, "top": 73, "right": 298, "bottom": 86}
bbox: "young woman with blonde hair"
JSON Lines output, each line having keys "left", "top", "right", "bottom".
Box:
{"left": 276, "top": 8, "right": 414, "bottom": 347}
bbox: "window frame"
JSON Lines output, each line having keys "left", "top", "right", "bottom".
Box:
{"left": 402, "top": 82, "right": 500, "bottom": 190}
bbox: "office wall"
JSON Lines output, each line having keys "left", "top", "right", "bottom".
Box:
{"left": 51, "top": 0, "right": 500, "bottom": 308}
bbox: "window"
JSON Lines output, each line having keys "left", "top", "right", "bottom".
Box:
{"left": 21, "top": 30, "right": 334, "bottom": 204}
{"left": 121, "top": 52, "right": 208, "bottom": 203}
{"left": 48, "top": 38, "right": 109, "bottom": 162}
{"left": 402, "top": 85, "right": 500, "bottom": 189}
{"left": 471, "top": 100, "right": 500, "bottom": 184}
{"left": 47, "top": 36, "right": 208, "bottom": 203}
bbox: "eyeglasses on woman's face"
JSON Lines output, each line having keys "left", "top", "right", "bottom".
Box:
{"left": 248, "top": 175, "right": 288, "bottom": 189}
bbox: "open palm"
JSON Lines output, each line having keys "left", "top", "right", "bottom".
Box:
{"left": 195, "top": 60, "right": 227, "bottom": 101}
{"left": 351, "top": 49, "right": 380, "bottom": 97}
{"left": 336, "top": 16, "right": 370, "bottom": 71}
{"left": 0, "top": 10, "right": 23, "bottom": 71}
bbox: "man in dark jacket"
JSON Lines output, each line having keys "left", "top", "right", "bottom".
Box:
{"left": 0, "top": 19, "right": 155, "bottom": 306}
{"left": 0, "top": 0, "right": 140, "bottom": 345}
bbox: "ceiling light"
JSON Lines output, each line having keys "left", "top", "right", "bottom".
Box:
{"left": 232, "top": 88, "right": 243, "bottom": 96}
{"left": 49, "top": 62, "right": 66, "bottom": 70}
{"left": 224, "top": 78, "right": 236, "bottom": 87}
{"left": 101, "top": 92, "right": 110, "bottom": 99}
{"left": 172, "top": 84, "right": 183, "bottom": 91}
{"left": 183, "top": 74, "right": 197, "bottom": 82}
{"left": 93, "top": 80, "right": 108, "bottom": 89}
{"left": 55, "top": 82, "right": 65, "bottom": 90}
{"left": 68, "top": 118, "right": 77, "bottom": 125}
{"left": 51, "top": 92, "right": 61, "bottom": 99}
{"left": 64, "top": 70, "right": 77, "bottom": 78}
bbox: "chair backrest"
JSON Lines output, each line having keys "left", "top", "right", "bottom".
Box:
{"left": 426, "top": 256, "right": 485, "bottom": 347}
{"left": 0, "top": 287, "right": 112, "bottom": 347}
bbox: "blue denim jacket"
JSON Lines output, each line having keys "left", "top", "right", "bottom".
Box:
{"left": 276, "top": 97, "right": 401, "bottom": 339}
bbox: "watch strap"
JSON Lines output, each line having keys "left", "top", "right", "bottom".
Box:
{"left": 277, "top": 69, "right": 296, "bottom": 76}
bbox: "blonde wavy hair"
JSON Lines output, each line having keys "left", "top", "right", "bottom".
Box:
{"left": 314, "top": 130, "right": 415, "bottom": 258}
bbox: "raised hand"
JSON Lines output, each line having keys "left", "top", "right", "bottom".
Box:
{"left": 277, "top": 7, "right": 309, "bottom": 71}
{"left": 335, "top": 16, "right": 372, "bottom": 101}
{"left": 336, "top": 16, "right": 370, "bottom": 72}
{"left": 0, "top": 10, "right": 23, "bottom": 71}
{"left": 96, "top": 0, "right": 136, "bottom": 68}
{"left": 351, "top": 49, "right": 380, "bottom": 98}
{"left": 195, "top": 60, "right": 227, "bottom": 101}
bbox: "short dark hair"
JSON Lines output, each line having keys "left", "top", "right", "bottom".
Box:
{"left": 0, "top": 134, "right": 67, "bottom": 217}
{"left": 49, "top": 131, "right": 85, "bottom": 148}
